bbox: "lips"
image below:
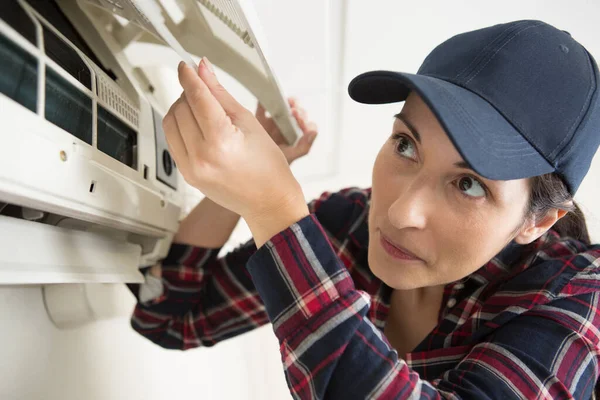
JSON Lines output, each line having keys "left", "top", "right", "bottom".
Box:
{"left": 379, "top": 232, "right": 424, "bottom": 262}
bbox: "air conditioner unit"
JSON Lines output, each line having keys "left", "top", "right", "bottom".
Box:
{"left": 0, "top": 0, "right": 299, "bottom": 285}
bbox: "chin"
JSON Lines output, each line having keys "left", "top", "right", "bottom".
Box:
{"left": 367, "top": 248, "right": 426, "bottom": 290}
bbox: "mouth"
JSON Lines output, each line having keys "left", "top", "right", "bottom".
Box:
{"left": 379, "top": 231, "right": 424, "bottom": 262}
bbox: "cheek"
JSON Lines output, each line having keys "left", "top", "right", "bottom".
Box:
{"left": 370, "top": 152, "right": 388, "bottom": 210}
{"left": 372, "top": 150, "right": 388, "bottom": 187}
{"left": 370, "top": 150, "right": 401, "bottom": 224}
{"left": 431, "top": 210, "right": 517, "bottom": 281}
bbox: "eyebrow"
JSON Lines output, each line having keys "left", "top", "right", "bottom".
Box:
{"left": 454, "top": 161, "right": 475, "bottom": 171}
{"left": 394, "top": 113, "right": 421, "bottom": 143}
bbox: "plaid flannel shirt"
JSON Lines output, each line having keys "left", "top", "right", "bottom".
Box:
{"left": 129, "top": 187, "right": 600, "bottom": 399}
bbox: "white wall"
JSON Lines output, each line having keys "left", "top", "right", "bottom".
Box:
{"left": 2, "top": 1, "right": 600, "bottom": 400}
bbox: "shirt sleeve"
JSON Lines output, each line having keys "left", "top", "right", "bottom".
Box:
{"left": 128, "top": 187, "right": 371, "bottom": 351}
{"left": 246, "top": 215, "right": 600, "bottom": 399}
{"left": 130, "top": 239, "right": 268, "bottom": 350}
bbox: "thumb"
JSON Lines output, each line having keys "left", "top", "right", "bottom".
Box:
{"left": 198, "top": 57, "right": 249, "bottom": 122}
{"left": 282, "top": 132, "right": 316, "bottom": 163}
{"left": 255, "top": 102, "right": 270, "bottom": 127}
{"left": 255, "top": 102, "right": 267, "bottom": 120}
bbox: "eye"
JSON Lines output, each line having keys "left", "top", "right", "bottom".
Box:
{"left": 392, "top": 133, "right": 417, "bottom": 160}
{"left": 456, "top": 176, "right": 486, "bottom": 198}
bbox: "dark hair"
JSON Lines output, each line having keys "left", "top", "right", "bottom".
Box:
{"left": 527, "top": 173, "right": 590, "bottom": 245}
{"left": 527, "top": 173, "right": 597, "bottom": 396}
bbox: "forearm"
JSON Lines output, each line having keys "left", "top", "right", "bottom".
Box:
{"left": 131, "top": 238, "right": 267, "bottom": 350}
{"left": 173, "top": 196, "right": 241, "bottom": 248}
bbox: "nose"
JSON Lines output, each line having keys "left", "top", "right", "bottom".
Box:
{"left": 387, "top": 178, "right": 431, "bottom": 230}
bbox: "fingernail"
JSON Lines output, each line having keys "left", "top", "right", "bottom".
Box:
{"left": 178, "top": 61, "right": 184, "bottom": 71}
{"left": 203, "top": 57, "right": 215, "bottom": 74}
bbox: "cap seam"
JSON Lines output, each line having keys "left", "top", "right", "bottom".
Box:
{"left": 427, "top": 79, "right": 547, "bottom": 167}
{"left": 429, "top": 70, "right": 574, "bottom": 167}
{"left": 423, "top": 71, "right": 554, "bottom": 164}
{"left": 464, "top": 22, "right": 545, "bottom": 85}
{"left": 453, "top": 22, "right": 528, "bottom": 83}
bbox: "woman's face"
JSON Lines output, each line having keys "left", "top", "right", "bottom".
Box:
{"left": 368, "top": 92, "right": 533, "bottom": 290}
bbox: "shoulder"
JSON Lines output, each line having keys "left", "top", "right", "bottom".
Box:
{"left": 536, "top": 233, "right": 600, "bottom": 298}
{"left": 308, "top": 187, "right": 371, "bottom": 241}
{"left": 466, "top": 235, "right": 600, "bottom": 346}
{"left": 493, "top": 232, "right": 600, "bottom": 303}
{"left": 309, "top": 187, "right": 371, "bottom": 212}
{"left": 308, "top": 186, "right": 371, "bottom": 221}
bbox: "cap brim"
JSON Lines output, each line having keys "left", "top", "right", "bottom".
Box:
{"left": 348, "top": 71, "right": 555, "bottom": 181}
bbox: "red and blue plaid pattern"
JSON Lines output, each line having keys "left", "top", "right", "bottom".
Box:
{"left": 130, "top": 188, "right": 600, "bottom": 399}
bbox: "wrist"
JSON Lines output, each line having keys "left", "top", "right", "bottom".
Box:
{"left": 244, "top": 195, "right": 309, "bottom": 248}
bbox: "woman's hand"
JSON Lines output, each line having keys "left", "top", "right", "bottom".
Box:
{"left": 256, "top": 98, "right": 318, "bottom": 164}
{"left": 162, "top": 58, "right": 309, "bottom": 247}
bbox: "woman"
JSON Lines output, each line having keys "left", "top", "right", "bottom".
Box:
{"left": 129, "top": 20, "right": 600, "bottom": 399}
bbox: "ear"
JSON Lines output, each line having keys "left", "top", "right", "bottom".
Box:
{"left": 514, "top": 208, "right": 569, "bottom": 244}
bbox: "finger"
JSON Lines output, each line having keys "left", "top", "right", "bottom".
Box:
{"left": 299, "top": 116, "right": 318, "bottom": 141}
{"left": 269, "top": 125, "right": 286, "bottom": 144}
{"left": 162, "top": 111, "right": 188, "bottom": 171}
{"left": 174, "top": 93, "right": 206, "bottom": 151}
{"left": 296, "top": 107, "right": 307, "bottom": 121}
{"left": 298, "top": 130, "right": 317, "bottom": 153}
{"left": 197, "top": 57, "right": 250, "bottom": 124}
{"left": 178, "top": 60, "right": 228, "bottom": 140}
{"left": 288, "top": 97, "right": 298, "bottom": 108}
{"left": 305, "top": 121, "right": 318, "bottom": 136}
{"left": 255, "top": 102, "right": 266, "bottom": 119}
{"left": 291, "top": 106, "right": 307, "bottom": 121}
{"left": 292, "top": 109, "right": 309, "bottom": 133}
{"left": 283, "top": 131, "right": 316, "bottom": 162}
{"left": 255, "top": 102, "right": 268, "bottom": 126}
{"left": 149, "top": 264, "right": 162, "bottom": 278}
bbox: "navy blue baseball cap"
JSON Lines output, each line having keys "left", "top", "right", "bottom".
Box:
{"left": 348, "top": 20, "right": 600, "bottom": 194}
